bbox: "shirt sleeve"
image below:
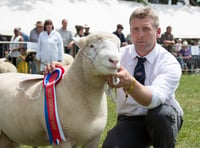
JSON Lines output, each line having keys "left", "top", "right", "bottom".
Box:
{"left": 145, "top": 56, "right": 182, "bottom": 109}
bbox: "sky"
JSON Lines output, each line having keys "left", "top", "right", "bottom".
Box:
{"left": 0, "top": 0, "right": 200, "bottom": 38}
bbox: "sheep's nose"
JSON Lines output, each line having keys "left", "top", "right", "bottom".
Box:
{"left": 109, "top": 58, "right": 119, "bottom": 66}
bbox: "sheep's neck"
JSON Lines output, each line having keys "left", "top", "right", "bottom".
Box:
{"left": 61, "top": 56, "right": 106, "bottom": 114}
{"left": 67, "top": 55, "right": 105, "bottom": 89}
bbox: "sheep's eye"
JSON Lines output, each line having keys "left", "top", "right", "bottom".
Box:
{"left": 90, "top": 44, "right": 94, "bottom": 48}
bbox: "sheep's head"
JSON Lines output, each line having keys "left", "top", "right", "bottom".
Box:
{"left": 74, "top": 32, "right": 121, "bottom": 75}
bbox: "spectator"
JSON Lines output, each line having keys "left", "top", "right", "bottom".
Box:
{"left": 103, "top": 6, "right": 183, "bottom": 148}
{"left": 29, "top": 21, "right": 43, "bottom": 43}
{"left": 17, "top": 48, "right": 28, "bottom": 73}
{"left": 70, "top": 25, "right": 84, "bottom": 57}
{"left": 25, "top": 52, "right": 37, "bottom": 74}
{"left": 175, "top": 38, "right": 182, "bottom": 52}
{"left": 173, "top": 38, "right": 184, "bottom": 69}
{"left": 190, "top": 40, "right": 200, "bottom": 70}
{"left": 113, "top": 24, "right": 128, "bottom": 47}
{"left": 19, "top": 28, "right": 29, "bottom": 42}
{"left": 18, "top": 28, "right": 29, "bottom": 50}
{"left": 160, "top": 26, "right": 175, "bottom": 53}
{"left": 57, "top": 19, "right": 73, "bottom": 54}
{"left": 74, "top": 25, "right": 84, "bottom": 37}
{"left": 8, "top": 27, "right": 24, "bottom": 67}
{"left": 29, "top": 21, "right": 43, "bottom": 74}
{"left": 84, "top": 24, "right": 90, "bottom": 36}
{"left": 179, "top": 40, "right": 192, "bottom": 73}
{"left": 126, "top": 34, "right": 132, "bottom": 45}
{"left": 36, "top": 19, "right": 64, "bottom": 73}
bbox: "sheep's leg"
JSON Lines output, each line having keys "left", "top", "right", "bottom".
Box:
{"left": 0, "top": 132, "right": 19, "bottom": 148}
{"left": 82, "top": 136, "right": 100, "bottom": 148}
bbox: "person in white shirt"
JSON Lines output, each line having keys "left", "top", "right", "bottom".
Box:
{"left": 36, "top": 19, "right": 64, "bottom": 73}
{"left": 103, "top": 7, "right": 183, "bottom": 148}
{"left": 9, "top": 27, "right": 24, "bottom": 66}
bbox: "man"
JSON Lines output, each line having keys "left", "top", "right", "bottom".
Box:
{"left": 160, "top": 26, "right": 175, "bottom": 53}
{"left": 84, "top": 24, "right": 90, "bottom": 36}
{"left": 29, "top": 21, "right": 43, "bottom": 74}
{"left": 9, "top": 27, "right": 24, "bottom": 67}
{"left": 18, "top": 27, "right": 29, "bottom": 50}
{"left": 103, "top": 7, "right": 183, "bottom": 148}
{"left": 179, "top": 40, "right": 192, "bottom": 73}
{"left": 57, "top": 19, "right": 73, "bottom": 54}
{"left": 113, "top": 24, "right": 128, "bottom": 47}
{"left": 29, "top": 21, "right": 43, "bottom": 43}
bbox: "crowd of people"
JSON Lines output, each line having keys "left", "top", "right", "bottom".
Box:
{"left": 159, "top": 26, "right": 200, "bottom": 73}
{"left": 1, "top": 16, "right": 200, "bottom": 74}
{"left": 0, "top": 19, "right": 92, "bottom": 74}
{"left": 113, "top": 23, "right": 200, "bottom": 74}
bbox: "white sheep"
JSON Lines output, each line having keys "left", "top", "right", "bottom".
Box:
{"left": 62, "top": 53, "right": 74, "bottom": 66}
{"left": 0, "top": 32, "right": 120, "bottom": 148}
{"left": 0, "top": 59, "right": 17, "bottom": 73}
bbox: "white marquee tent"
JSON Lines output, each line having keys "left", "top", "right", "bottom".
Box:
{"left": 0, "top": 0, "right": 200, "bottom": 39}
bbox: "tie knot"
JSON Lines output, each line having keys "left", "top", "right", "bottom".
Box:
{"left": 137, "top": 56, "right": 146, "bottom": 64}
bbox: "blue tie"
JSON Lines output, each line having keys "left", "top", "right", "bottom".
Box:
{"left": 134, "top": 56, "right": 146, "bottom": 85}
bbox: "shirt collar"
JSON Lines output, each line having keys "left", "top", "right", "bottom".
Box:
{"left": 130, "top": 44, "right": 159, "bottom": 64}
{"left": 145, "top": 43, "right": 159, "bottom": 65}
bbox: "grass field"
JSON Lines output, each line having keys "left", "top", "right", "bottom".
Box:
{"left": 21, "top": 74, "right": 200, "bottom": 148}
{"left": 174, "top": 74, "right": 200, "bottom": 148}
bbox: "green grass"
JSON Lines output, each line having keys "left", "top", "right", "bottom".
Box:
{"left": 21, "top": 74, "right": 200, "bottom": 148}
{"left": 175, "top": 75, "right": 200, "bottom": 148}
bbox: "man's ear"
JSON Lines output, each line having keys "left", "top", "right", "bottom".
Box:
{"left": 157, "top": 27, "right": 161, "bottom": 38}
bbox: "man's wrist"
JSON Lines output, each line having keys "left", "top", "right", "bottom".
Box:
{"left": 126, "top": 77, "right": 136, "bottom": 93}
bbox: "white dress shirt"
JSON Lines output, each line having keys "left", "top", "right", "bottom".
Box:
{"left": 116, "top": 44, "right": 183, "bottom": 117}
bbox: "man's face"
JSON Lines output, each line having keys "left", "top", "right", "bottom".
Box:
{"left": 167, "top": 27, "right": 172, "bottom": 34}
{"left": 130, "top": 17, "right": 158, "bottom": 53}
{"left": 62, "top": 20, "right": 67, "bottom": 29}
{"left": 37, "top": 25, "right": 43, "bottom": 33}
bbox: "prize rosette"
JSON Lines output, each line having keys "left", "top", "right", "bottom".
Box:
{"left": 43, "top": 66, "right": 66, "bottom": 145}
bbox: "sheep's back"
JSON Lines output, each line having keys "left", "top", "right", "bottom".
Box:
{"left": 0, "top": 73, "right": 48, "bottom": 145}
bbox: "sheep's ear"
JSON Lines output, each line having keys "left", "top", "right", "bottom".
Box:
{"left": 74, "top": 37, "right": 86, "bottom": 49}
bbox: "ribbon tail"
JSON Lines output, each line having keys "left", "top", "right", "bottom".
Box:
{"left": 53, "top": 85, "right": 66, "bottom": 142}
{"left": 43, "top": 66, "right": 66, "bottom": 145}
{"left": 44, "top": 88, "right": 53, "bottom": 144}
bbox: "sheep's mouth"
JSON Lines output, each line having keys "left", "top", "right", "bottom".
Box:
{"left": 102, "top": 65, "right": 119, "bottom": 74}
{"left": 109, "top": 67, "right": 119, "bottom": 72}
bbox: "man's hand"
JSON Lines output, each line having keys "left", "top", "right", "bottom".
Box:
{"left": 104, "top": 66, "right": 133, "bottom": 90}
{"left": 43, "top": 62, "right": 63, "bottom": 75}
